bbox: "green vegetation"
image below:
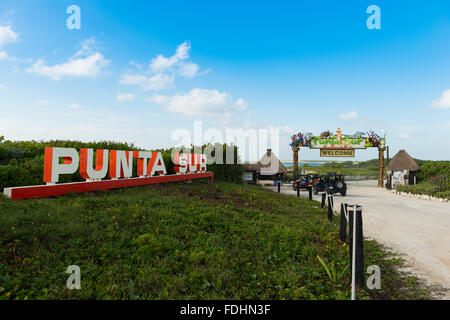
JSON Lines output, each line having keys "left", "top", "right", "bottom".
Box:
{"left": 0, "top": 182, "right": 433, "bottom": 300}
{"left": 397, "top": 161, "right": 450, "bottom": 199}
{"left": 397, "top": 181, "right": 450, "bottom": 200}
{"left": 287, "top": 159, "right": 381, "bottom": 179}
{"left": 413, "top": 159, "right": 450, "bottom": 181}
{"left": 0, "top": 137, "right": 243, "bottom": 190}
{"left": 306, "top": 165, "right": 379, "bottom": 179}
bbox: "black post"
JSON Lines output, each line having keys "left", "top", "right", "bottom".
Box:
{"left": 339, "top": 203, "right": 347, "bottom": 242}
{"left": 321, "top": 193, "right": 326, "bottom": 209}
{"left": 327, "top": 194, "right": 333, "bottom": 221}
{"left": 348, "top": 208, "right": 354, "bottom": 283}
{"left": 348, "top": 206, "right": 365, "bottom": 289}
{"left": 308, "top": 186, "right": 312, "bottom": 200}
{"left": 355, "top": 208, "right": 365, "bottom": 288}
{"left": 278, "top": 182, "right": 281, "bottom": 193}
{"left": 297, "top": 183, "right": 300, "bottom": 197}
{"left": 348, "top": 209, "right": 353, "bottom": 248}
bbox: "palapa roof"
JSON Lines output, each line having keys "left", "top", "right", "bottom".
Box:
{"left": 243, "top": 150, "right": 287, "bottom": 175}
{"left": 386, "top": 150, "right": 420, "bottom": 171}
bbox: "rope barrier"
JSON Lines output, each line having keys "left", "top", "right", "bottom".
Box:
{"left": 326, "top": 193, "right": 340, "bottom": 216}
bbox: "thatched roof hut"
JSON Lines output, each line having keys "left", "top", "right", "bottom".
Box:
{"left": 386, "top": 150, "right": 419, "bottom": 187}
{"left": 259, "top": 149, "right": 287, "bottom": 175}
{"left": 242, "top": 149, "right": 287, "bottom": 184}
{"left": 386, "top": 150, "right": 419, "bottom": 171}
{"left": 243, "top": 149, "right": 287, "bottom": 174}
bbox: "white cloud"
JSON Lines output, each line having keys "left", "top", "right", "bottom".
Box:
{"left": 27, "top": 53, "right": 109, "bottom": 80}
{"left": 70, "top": 103, "right": 80, "bottom": 109}
{"left": 339, "top": 111, "right": 358, "bottom": 120}
{"left": 150, "top": 55, "right": 176, "bottom": 72}
{"left": 148, "top": 88, "right": 248, "bottom": 117}
{"left": 74, "top": 37, "right": 99, "bottom": 57}
{"left": 234, "top": 98, "right": 248, "bottom": 111}
{"left": 150, "top": 41, "right": 192, "bottom": 73}
{"left": 26, "top": 39, "right": 110, "bottom": 80}
{"left": 0, "top": 25, "right": 18, "bottom": 48}
{"left": 0, "top": 84, "right": 4, "bottom": 91}
{"left": 0, "top": 25, "right": 19, "bottom": 62}
{"left": 178, "top": 62, "right": 199, "bottom": 78}
{"left": 120, "top": 73, "right": 174, "bottom": 91}
{"left": 0, "top": 50, "right": 31, "bottom": 63}
{"left": 431, "top": 89, "right": 450, "bottom": 109}
{"left": 121, "top": 41, "right": 201, "bottom": 91}
{"left": 399, "top": 133, "right": 409, "bottom": 139}
{"left": 129, "top": 60, "right": 144, "bottom": 69}
{"left": 116, "top": 93, "right": 135, "bottom": 102}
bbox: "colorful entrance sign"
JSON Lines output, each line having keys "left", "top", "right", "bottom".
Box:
{"left": 290, "top": 128, "right": 387, "bottom": 187}
{"left": 310, "top": 137, "right": 366, "bottom": 149}
{"left": 320, "top": 149, "right": 355, "bottom": 157}
{"left": 4, "top": 147, "right": 212, "bottom": 200}
{"left": 290, "top": 128, "right": 386, "bottom": 150}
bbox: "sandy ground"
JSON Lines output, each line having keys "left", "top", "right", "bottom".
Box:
{"left": 269, "top": 181, "right": 450, "bottom": 299}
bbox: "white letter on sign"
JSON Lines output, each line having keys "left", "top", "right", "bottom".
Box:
{"left": 117, "top": 151, "right": 133, "bottom": 178}
{"left": 199, "top": 154, "right": 207, "bottom": 172}
{"left": 44, "top": 147, "right": 80, "bottom": 184}
{"left": 149, "top": 152, "right": 167, "bottom": 176}
{"left": 188, "top": 154, "right": 200, "bottom": 173}
{"left": 80, "top": 149, "right": 109, "bottom": 181}
{"left": 109, "top": 150, "right": 133, "bottom": 179}
{"left": 136, "top": 151, "right": 152, "bottom": 177}
{"left": 174, "top": 153, "right": 188, "bottom": 174}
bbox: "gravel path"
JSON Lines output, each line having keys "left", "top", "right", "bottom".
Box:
{"left": 270, "top": 181, "right": 450, "bottom": 299}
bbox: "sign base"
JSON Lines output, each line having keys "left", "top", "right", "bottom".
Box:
{"left": 3, "top": 172, "right": 214, "bottom": 200}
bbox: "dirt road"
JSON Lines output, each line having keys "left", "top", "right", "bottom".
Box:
{"left": 272, "top": 181, "right": 450, "bottom": 298}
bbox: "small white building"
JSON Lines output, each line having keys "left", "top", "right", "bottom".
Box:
{"left": 386, "top": 150, "right": 420, "bottom": 187}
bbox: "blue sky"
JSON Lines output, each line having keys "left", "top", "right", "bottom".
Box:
{"left": 0, "top": 0, "right": 449, "bottom": 161}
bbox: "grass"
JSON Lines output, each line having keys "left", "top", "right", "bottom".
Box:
{"left": 305, "top": 166, "right": 379, "bottom": 179}
{"left": 285, "top": 159, "right": 382, "bottom": 179}
{"left": 397, "top": 178, "right": 450, "bottom": 200}
{"left": 0, "top": 181, "right": 434, "bottom": 300}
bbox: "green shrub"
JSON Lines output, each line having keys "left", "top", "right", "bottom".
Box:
{"left": 435, "top": 190, "right": 450, "bottom": 200}
{"left": 0, "top": 139, "right": 243, "bottom": 189}
{"left": 416, "top": 161, "right": 450, "bottom": 183}
{"left": 397, "top": 183, "right": 438, "bottom": 196}
{"left": 396, "top": 160, "right": 449, "bottom": 199}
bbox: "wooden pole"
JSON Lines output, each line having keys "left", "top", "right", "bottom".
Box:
{"left": 292, "top": 146, "right": 299, "bottom": 181}
{"left": 378, "top": 147, "right": 386, "bottom": 187}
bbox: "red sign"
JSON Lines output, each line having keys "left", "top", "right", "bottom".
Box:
{"left": 4, "top": 147, "right": 212, "bottom": 200}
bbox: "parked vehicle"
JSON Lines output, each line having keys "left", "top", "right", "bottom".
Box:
{"left": 293, "top": 174, "right": 319, "bottom": 191}
{"left": 313, "top": 174, "right": 347, "bottom": 196}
